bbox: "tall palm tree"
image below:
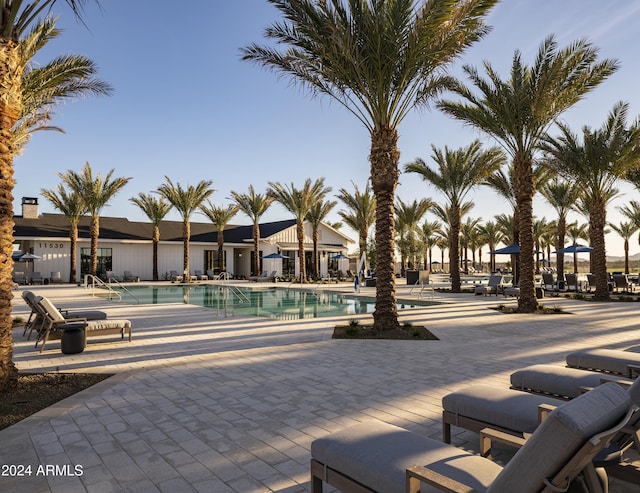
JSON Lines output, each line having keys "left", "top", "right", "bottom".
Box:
{"left": 420, "top": 220, "right": 442, "bottom": 272}
{"left": 230, "top": 185, "right": 274, "bottom": 277}
{"left": 244, "top": 0, "right": 498, "bottom": 329}
{"left": 609, "top": 221, "right": 637, "bottom": 274}
{"left": 40, "top": 183, "right": 85, "bottom": 283}
{"left": 306, "top": 198, "right": 337, "bottom": 279}
{"left": 14, "top": 16, "right": 112, "bottom": 154}
{"left": 0, "top": 0, "right": 100, "bottom": 392}
{"left": 405, "top": 140, "right": 504, "bottom": 291}
{"left": 619, "top": 200, "right": 640, "bottom": 271}
{"left": 566, "top": 222, "right": 589, "bottom": 274}
{"left": 533, "top": 217, "right": 553, "bottom": 274}
{"left": 268, "top": 178, "right": 330, "bottom": 283}
{"left": 395, "top": 197, "right": 431, "bottom": 272}
{"left": 541, "top": 102, "right": 640, "bottom": 300}
{"left": 129, "top": 193, "right": 172, "bottom": 281}
{"left": 438, "top": 35, "right": 618, "bottom": 311}
{"left": 461, "top": 216, "right": 482, "bottom": 272}
{"left": 337, "top": 182, "right": 375, "bottom": 274}
{"left": 200, "top": 201, "right": 239, "bottom": 273}
{"left": 477, "top": 220, "right": 502, "bottom": 272}
{"left": 157, "top": 177, "right": 214, "bottom": 281}
{"left": 541, "top": 179, "right": 579, "bottom": 278}
{"left": 59, "top": 162, "right": 131, "bottom": 277}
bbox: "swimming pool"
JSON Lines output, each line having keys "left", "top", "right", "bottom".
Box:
{"left": 110, "top": 285, "right": 439, "bottom": 320}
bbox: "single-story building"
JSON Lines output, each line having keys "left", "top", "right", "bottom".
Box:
{"left": 13, "top": 197, "right": 353, "bottom": 282}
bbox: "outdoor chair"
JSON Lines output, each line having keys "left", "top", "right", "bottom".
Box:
{"left": 541, "top": 272, "right": 557, "bottom": 291}
{"left": 12, "top": 271, "right": 26, "bottom": 285}
{"left": 503, "top": 280, "right": 520, "bottom": 297}
{"left": 473, "top": 274, "right": 503, "bottom": 296}
{"left": 613, "top": 273, "right": 634, "bottom": 293}
{"left": 169, "top": 270, "right": 183, "bottom": 282}
{"left": 565, "top": 272, "right": 580, "bottom": 291}
{"left": 35, "top": 297, "right": 131, "bottom": 353}
{"left": 122, "top": 270, "right": 138, "bottom": 282}
{"left": 566, "top": 348, "right": 640, "bottom": 378}
{"left": 30, "top": 271, "right": 43, "bottom": 285}
{"left": 311, "top": 381, "right": 635, "bottom": 493}
{"left": 50, "top": 271, "right": 63, "bottom": 284}
{"left": 587, "top": 273, "right": 597, "bottom": 292}
{"left": 194, "top": 270, "right": 208, "bottom": 280}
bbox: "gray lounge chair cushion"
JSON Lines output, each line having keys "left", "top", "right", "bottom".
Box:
{"left": 63, "top": 310, "right": 107, "bottom": 321}
{"left": 511, "top": 364, "right": 632, "bottom": 399}
{"left": 489, "top": 382, "right": 631, "bottom": 493}
{"left": 566, "top": 348, "right": 640, "bottom": 376}
{"left": 311, "top": 420, "right": 501, "bottom": 493}
{"left": 442, "top": 384, "right": 564, "bottom": 433}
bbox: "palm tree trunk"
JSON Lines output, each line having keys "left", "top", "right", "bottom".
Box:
{"left": 152, "top": 225, "right": 159, "bottom": 281}
{"left": 218, "top": 232, "right": 224, "bottom": 271}
{"left": 183, "top": 219, "right": 190, "bottom": 282}
{"left": 557, "top": 215, "right": 566, "bottom": 277}
{"left": 313, "top": 229, "right": 319, "bottom": 278}
{"left": 69, "top": 224, "right": 78, "bottom": 283}
{"left": 449, "top": 208, "right": 462, "bottom": 292}
{"left": 297, "top": 220, "right": 306, "bottom": 283}
{"left": 590, "top": 199, "right": 609, "bottom": 301}
{"left": 0, "top": 38, "right": 21, "bottom": 391}
{"left": 370, "top": 127, "right": 400, "bottom": 330}
{"left": 624, "top": 239, "right": 629, "bottom": 274}
{"left": 515, "top": 155, "right": 538, "bottom": 312}
{"left": 253, "top": 221, "right": 260, "bottom": 276}
{"left": 90, "top": 215, "right": 99, "bottom": 276}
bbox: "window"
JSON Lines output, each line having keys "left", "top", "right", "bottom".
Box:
{"left": 80, "top": 248, "right": 112, "bottom": 279}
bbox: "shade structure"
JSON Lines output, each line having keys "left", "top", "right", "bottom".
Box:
{"left": 331, "top": 253, "right": 349, "bottom": 260}
{"left": 553, "top": 244, "right": 593, "bottom": 254}
{"left": 491, "top": 244, "right": 521, "bottom": 255}
{"left": 261, "top": 253, "right": 290, "bottom": 259}
{"left": 14, "top": 252, "right": 42, "bottom": 283}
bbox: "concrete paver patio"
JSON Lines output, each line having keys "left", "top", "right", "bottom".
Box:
{"left": 2, "top": 283, "right": 639, "bottom": 492}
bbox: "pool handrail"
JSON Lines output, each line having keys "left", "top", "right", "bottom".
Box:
{"left": 84, "top": 274, "right": 121, "bottom": 301}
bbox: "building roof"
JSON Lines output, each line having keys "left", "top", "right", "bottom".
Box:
{"left": 12, "top": 214, "right": 315, "bottom": 245}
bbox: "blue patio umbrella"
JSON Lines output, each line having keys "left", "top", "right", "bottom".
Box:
{"left": 553, "top": 244, "right": 593, "bottom": 254}
{"left": 331, "top": 253, "right": 349, "bottom": 260}
{"left": 491, "top": 244, "right": 521, "bottom": 255}
{"left": 261, "top": 253, "right": 290, "bottom": 259}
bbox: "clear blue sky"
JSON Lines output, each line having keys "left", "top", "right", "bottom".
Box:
{"left": 13, "top": 0, "right": 640, "bottom": 258}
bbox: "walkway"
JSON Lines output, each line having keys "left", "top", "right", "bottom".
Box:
{"left": 2, "top": 283, "right": 639, "bottom": 492}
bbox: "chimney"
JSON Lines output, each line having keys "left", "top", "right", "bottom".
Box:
{"left": 21, "top": 197, "right": 38, "bottom": 219}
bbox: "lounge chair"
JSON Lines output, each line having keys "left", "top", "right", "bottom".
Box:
{"left": 50, "top": 271, "right": 63, "bottom": 284}
{"left": 503, "top": 280, "right": 520, "bottom": 297}
{"left": 194, "top": 270, "right": 208, "bottom": 280}
{"left": 541, "top": 272, "right": 557, "bottom": 291}
{"left": 566, "top": 348, "right": 640, "bottom": 378}
{"left": 35, "top": 297, "right": 131, "bottom": 353}
{"left": 30, "top": 271, "right": 43, "bottom": 285}
{"left": 613, "top": 273, "right": 634, "bottom": 293}
{"left": 169, "top": 270, "right": 183, "bottom": 282}
{"left": 510, "top": 363, "right": 633, "bottom": 399}
{"left": 122, "top": 270, "right": 138, "bottom": 282}
{"left": 311, "top": 381, "right": 636, "bottom": 493}
{"left": 12, "top": 271, "right": 26, "bottom": 285}
{"left": 565, "top": 272, "right": 580, "bottom": 291}
{"left": 587, "top": 273, "right": 597, "bottom": 292}
{"left": 473, "top": 274, "right": 503, "bottom": 296}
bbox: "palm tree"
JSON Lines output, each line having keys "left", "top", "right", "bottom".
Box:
{"left": 268, "top": 178, "right": 331, "bottom": 283}
{"left": 566, "top": 222, "right": 589, "bottom": 274}
{"left": 40, "top": 184, "right": 85, "bottom": 283}
{"left": 59, "top": 162, "right": 131, "bottom": 277}
{"left": 533, "top": 217, "right": 553, "bottom": 274}
{"left": 0, "top": 0, "right": 100, "bottom": 392}
{"left": 541, "top": 179, "right": 579, "bottom": 278}
{"left": 14, "top": 16, "right": 112, "bottom": 154}
{"left": 420, "top": 220, "right": 442, "bottom": 272}
{"left": 462, "top": 217, "right": 482, "bottom": 272}
{"left": 619, "top": 200, "right": 640, "bottom": 271}
{"left": 244, "top": 0, "right": 498, "bottom": 329}
{"left": 306, "top": 198, "right": 337, "bottom": 279}
{"left": 405, "top": 140, "right": 505, "bottom": 292}
{"left": 541, "top": 102, "right": 640, "bottom": 300}
{"left": 337, "top": 182, "right": 375, "bottom": 275}
{"left": 157, "top": 177, "right": 215, "bottom": 281}
{"left": 609, "top": 221, "right": 638, "bottom": 274}
{"left": 200, "top": 202, "right": 239, "bottom": 273}
{"left": 230, "top": 186, "right": 274, "bottom": 277}
{"left": 129, "top": 193, "right": 171, "bottom": 281}
{"left": 395, "top": 198, "right": 431, "bottom": 272}
{"left": 477, "top": 220, "right": 502, "bottom": 272}
{"left": 438, "top": 35, "right": 618, "bottom": 312}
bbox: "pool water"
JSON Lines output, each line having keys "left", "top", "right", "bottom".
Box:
{"left": 111, "top": 285, "right": 439, "bottom": 320}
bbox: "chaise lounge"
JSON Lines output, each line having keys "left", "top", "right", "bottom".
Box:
{"left": 473, "top": 274, "right": 503, "bottom": 296}
{"left": 311, "top": 381, "right": 637, "bottom": 493}
{"left": 35, "top": 297, "right": 132, "bottom": 353}
{"left": 566, "top": 348, "right": 640, "bottom": 378}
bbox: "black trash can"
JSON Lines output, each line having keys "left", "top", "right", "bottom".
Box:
{"left": 61, "top": 325, "right": 86, "bottom": 354}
